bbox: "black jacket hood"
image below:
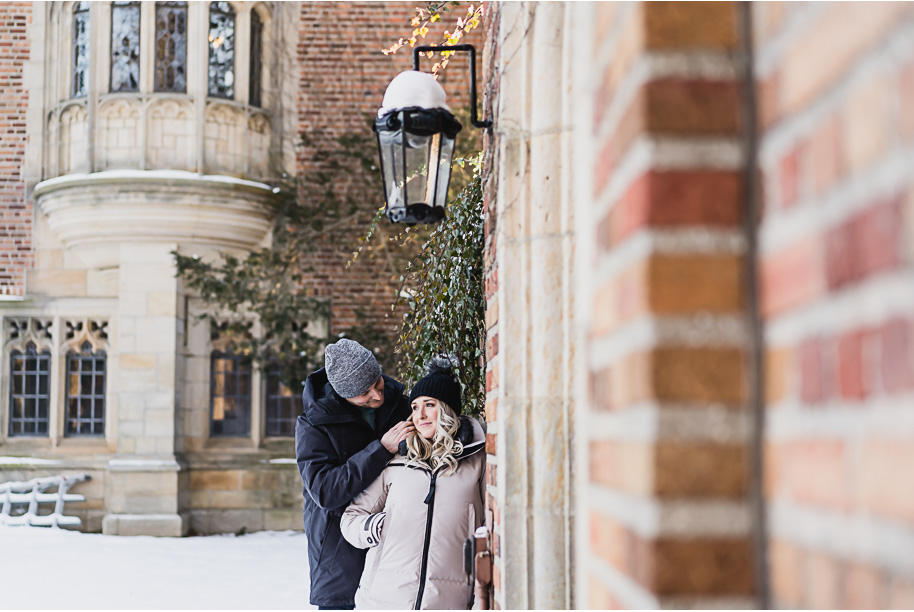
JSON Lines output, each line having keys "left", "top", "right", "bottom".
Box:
{"left": 302, "top": 367, "right": 406, "bottom": 429}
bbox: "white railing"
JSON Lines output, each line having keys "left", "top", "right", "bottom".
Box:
{"left": 0, "top": 474, "right": 90, "bottom": 528}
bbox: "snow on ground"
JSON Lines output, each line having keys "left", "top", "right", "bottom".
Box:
{"left": 0, "top": 526, "right": 315, "bottom": 610}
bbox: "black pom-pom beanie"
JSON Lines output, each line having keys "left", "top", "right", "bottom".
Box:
{"left": 409, "top": 355, "right": 462, "bottom": 414}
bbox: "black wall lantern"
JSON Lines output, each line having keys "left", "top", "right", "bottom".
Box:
{"left": 374, "top": 44, "right": 492, "bottom": 225}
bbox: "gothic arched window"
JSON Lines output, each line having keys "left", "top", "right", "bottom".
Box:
{"left": 9, "top": 342, "right": 51, "bottom": 437}
{"left": 249, "top": 9, "right": 263, "bottom": 107}
{"left": 111, "top": 0, "right": 141, "bottom": 92}
{"left": 210, "top": 347, "right": 251, "bottom": 436}
{"left": 72, "top": 1, "right": 90, "bottom": 97}
{"left": 154, "top": 1, "right": 187, "bottom": 92}
{"left": 264, "top": 362, "right": 302, "bottom": 437}
{"left": 208, "top": 1, "right": 235, "bottom": 99}
{"left": 65, "top": 341, "right": 107, "bottom": 436}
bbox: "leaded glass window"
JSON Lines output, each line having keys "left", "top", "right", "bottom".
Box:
{"left": 155, "top": 1, "right": 187, "bottom": 92}
{"left": 208, "top": 1, "right": 235, "bottom": 99}
{"left": 9, "top": 343, "right": 51, "bottom": 437}
{"left": 111, "top": 1, "right": 140, "bottom": 92}
{"left": 211, "top": 348, "right": 251, "bottom": 436}
{"left": 65, "top": 341, "right": 106, "bottom": 436}
{"left": 72, "top": 1, "right": 90, "bottom": 97}
{"left": 264, "top": 364, "right": 302, "bottom": 437}
{"left": 249, "top": 10, "right": 263, "bottom": 107}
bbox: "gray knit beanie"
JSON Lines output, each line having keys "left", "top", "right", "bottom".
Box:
{"left": 324, "top": 338, "right": 382, "bottom": 399}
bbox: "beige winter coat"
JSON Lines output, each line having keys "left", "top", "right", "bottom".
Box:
{"left": 340, "top": 417, "right": 486, "bottom": 610}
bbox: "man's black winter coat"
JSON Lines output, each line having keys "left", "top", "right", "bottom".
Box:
{"left": 295, "top": 368, "right": 410, "bottom": 608}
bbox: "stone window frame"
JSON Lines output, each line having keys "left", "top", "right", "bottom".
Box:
{"left": 209, "top": 342, "right": 253, "bottom": 437}
{"left": 0, "top": 316, "right": 115, "bottom": 451}
{"left": 153, "top": 1, "right": 189, "bottom": 93}
{"left": 64, "top": 338, "right": 108, "bottom": 437}
{"left": 262, "top": 360, "right": 303, "bottom": 438}
{"left": 47, "top": 1, "right": 272, "bottom": 107}
{"left": 192, "top": 305, "right": 308, "bottom": 450}
{"left": 207, "top": 1, "right": 236, "bottom": 99}
{"left": 72, "top": 1, "right": 91, "bottom": 98}
{"left": 110, "top": 0, "right": 142, "bottom": 93}
{"left": 6, "top": 321, "right": 54, "bottom": 439}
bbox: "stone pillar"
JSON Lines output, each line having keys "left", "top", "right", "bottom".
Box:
{"left": 486, "top": 2, "right": 576, "bottom": 608}
{"left": 102, "top": 242, "right": 186, "bottom": 536}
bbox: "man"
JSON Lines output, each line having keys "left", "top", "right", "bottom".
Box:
{"left": 295, "top": 338, "right": 413, "bottom": 610}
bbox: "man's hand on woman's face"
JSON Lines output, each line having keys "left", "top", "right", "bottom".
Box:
{"left": 381, "top": 420, "right": 416, "bottom": 454}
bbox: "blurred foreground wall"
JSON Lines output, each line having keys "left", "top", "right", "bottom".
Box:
{"left": 483, "top": 1, "right": 914, "bottom": 608}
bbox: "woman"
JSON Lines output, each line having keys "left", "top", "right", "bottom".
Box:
{"left": 340, "top": 356, "right": 486, "bottom": 610}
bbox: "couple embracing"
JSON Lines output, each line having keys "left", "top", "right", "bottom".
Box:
{"left": 295, "top": 339, "right": 486, "bottom": 610}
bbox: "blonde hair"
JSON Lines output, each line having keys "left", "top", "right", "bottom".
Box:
{"left": 404, "top": 400, "right": 463, "bottom": 476}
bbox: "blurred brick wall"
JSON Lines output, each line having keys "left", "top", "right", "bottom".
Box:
{"left": 755, "top": 2, "right": 914, "bottom": 608}
{"left": 581, "top": 2, "right": 757, "bottom": 607}
{"left": 0, "top": 3, "right": 32, "bottom": 298}
{"left": 297, "top": 2, "right": 481, "bottom": 339}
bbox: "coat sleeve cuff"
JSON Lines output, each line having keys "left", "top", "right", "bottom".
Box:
{"left": 363, "top": 512, "right": 386, "bottom": 547}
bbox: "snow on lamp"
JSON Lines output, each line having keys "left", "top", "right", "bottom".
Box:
{"left": 374, "top": 70, "right": 462, "bottom": 225}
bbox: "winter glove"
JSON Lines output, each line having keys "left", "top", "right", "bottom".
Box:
{"left": 364, "top": 511, "right": 386, "bottom": 547}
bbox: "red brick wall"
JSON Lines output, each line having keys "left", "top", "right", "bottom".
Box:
{"left": 297, "top": 2, "right": 481, "bottom": 339}
{"left": 0, "top": 3, "right": 33, "bottom": 297}
{"left": 755, "top": 3, "right": 914, "bottom": 608}
{"left": 581, "top": 3, "right": 757, "bottom": 607}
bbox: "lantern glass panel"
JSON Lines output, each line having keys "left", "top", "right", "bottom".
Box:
{"left": 433, "top": 135, "right": 455, "bottom": 211}
{"left": 404, "top": 132, "right": 433, "bottom": 207}
{"left": 378, "top": 129, "right": 402, "bottom": 209}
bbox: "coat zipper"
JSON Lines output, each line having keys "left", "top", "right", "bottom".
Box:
{"left": 413, "top": 470, "right": 438, "bottom": 610}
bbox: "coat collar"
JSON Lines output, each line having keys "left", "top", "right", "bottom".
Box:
{"left": 391, "top": 416, "right": 486, "bottom": 471}
{"left": 302, "top": 368, "right": 405, "bottom": 428}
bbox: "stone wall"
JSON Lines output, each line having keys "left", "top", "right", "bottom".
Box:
{"left": 0, "top": 3, "right": 32, "bottom": 298}
{"left": 755, "top": 3, "right": 914, "bottom": 608}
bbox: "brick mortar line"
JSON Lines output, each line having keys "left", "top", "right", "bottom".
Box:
{"left": 589, "top": 483, "right": 753, "bottom": 539}
{"left": 501, "top": 230, "right": 575, "bottom": 246}
{"left": 765, "top": 271, "right": 914, "bottom": 344}
{"left": 593, "top": 228, "right": 746, "bottom": 288}
{"left": 759, "top": 147, "right": 914, "bottom": 255}
{"left": 588, "top": 553, "right": 660, "bottom": 610}
{"left": 769, "top": 498, "right": 914, "bottom": 575}
{"left": 759, "top": 17, "right": 914, "bottom": 161}
{"left": 766, "top": 395, "right": 914, "bottom": 440}
{"left": 594, "top": 135, "right": 746, "bottom": 219}
{"left": 589, "top": 314, "right": 750, "bottom": 371}
{"left": 586, "top": 404, "right": 751, "bottom": 444}
{"left": 659, "top": 597, "right": 757, "bottom": 610}
{"left": 596, "top": 50, "right": 740, "bottom": 147}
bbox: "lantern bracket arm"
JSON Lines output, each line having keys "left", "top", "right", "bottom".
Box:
{"left": 412, "top": 44, "right": 492, "bottom": 130}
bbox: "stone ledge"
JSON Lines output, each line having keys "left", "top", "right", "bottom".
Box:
{"left": 33, "top": 170, "right": 277, "bottom": 268}
{"left": 107, "top": 459, "right": 183, "bottom": 473}
{"left": 101, "top": 512, "right": 188, "bottom": 537}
